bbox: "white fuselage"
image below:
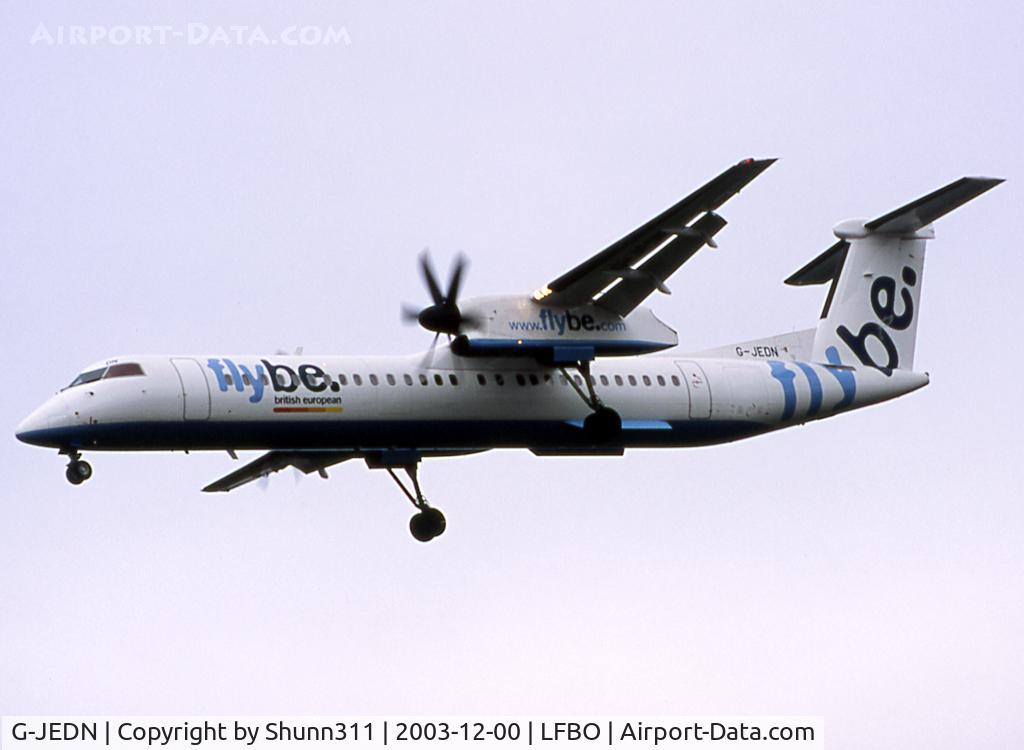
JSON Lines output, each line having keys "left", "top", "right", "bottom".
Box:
{"left": 16, "top": 349, "right": 929, "bottom": 454}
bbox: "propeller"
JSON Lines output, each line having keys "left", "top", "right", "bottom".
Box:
{"left": 257, "top": 466, "right": 304, "bottom": 491}
{"left": 402, "top": 251, "right": 480, "bottom": 366}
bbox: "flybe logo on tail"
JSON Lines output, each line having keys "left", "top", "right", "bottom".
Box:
{"left": 836, "top": 266, "right": 916, "bottom": 376}
{"left": 206, "top": 358, "right": 340, "bottom": 403}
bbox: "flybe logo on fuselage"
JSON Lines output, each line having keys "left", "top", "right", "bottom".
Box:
{"left": 507, "top": 309, "right": 627, "bottom": 336}
{"left": 206, "top": 358, "right": 339, "bottom": 403}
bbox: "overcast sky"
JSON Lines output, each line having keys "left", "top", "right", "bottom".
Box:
{"left": 1, "top": 2, "right": 1021, "bottom": 748}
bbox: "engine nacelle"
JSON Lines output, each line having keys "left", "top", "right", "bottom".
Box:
{"left": 452, "top": 295, "right": 677, "bottom": 362}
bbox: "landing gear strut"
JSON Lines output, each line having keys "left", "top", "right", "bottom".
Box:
{"left": 62, "top": 450, "right": 93, "bottom": 485}
{"left": 385, "top": 463, "right": 446, "bottom": 542}
{"left": 560, "top": 360, "right": 621, "bottom": 442}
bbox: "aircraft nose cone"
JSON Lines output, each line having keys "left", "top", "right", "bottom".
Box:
{"left": 15, "top": 407, "right": 52, "bottom": 446}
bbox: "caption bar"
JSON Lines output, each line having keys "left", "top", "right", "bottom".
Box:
{"left": 2, "top": 717, "right": 821, "bottom": 750}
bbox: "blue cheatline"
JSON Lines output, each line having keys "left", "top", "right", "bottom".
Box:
{"left": 566, "top": 419, "right": 672, "bottom": 430}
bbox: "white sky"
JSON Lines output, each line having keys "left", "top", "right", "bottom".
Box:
{"left": 1, "top": 2, "right": 1021, "bottom": 748}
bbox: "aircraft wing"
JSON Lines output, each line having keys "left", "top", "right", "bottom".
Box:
{"left": 202, "top": 447, "right": 490, "bottom": 492}
{"left": 202, "top": 450, "right": 357, "bottom": 492}
{"left": 534, "top": 158, "right": 775, "bottom": 316}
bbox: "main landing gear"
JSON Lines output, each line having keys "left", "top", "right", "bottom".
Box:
{"left": 384, "top": 462, "right": 447, "bottom": 542}
{"left": 62, "top": 449, "right": 93, "bottom": 485}
{"left": 560, "top": 360, "right": 622, "bottom": 442}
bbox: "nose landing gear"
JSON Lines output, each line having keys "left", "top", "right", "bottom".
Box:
{"left": 62, "top": 450, "right": 93, "bottom": 485}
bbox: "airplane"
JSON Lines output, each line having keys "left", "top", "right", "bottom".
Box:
{"left": 15, "top": 159, "right": 1002, "bottom": 541}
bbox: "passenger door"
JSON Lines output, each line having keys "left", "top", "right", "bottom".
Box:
{"left": 170, "top": 358, "right": 212, "bottom": 420}
{"left": 675, "top": 360, "right": 711, "bottom": 419}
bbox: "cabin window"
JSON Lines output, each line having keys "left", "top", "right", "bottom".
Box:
{"left": 614, "top": 375, "right": 624, "bottom": 386}
{"left": 529, "top": 374, "right": 539, "bottom": 386}
{"left": 369, "top": 374, "right": 379, "bottom": 386}
{"left": 671, "top": 375, "right": 681, "bottom": 386}
{"left": 574, "top": 375, "right": 584, "bottom": 387}
{"left": 657, "top": 375, "right": 666, "bottom": 386}
{"left": 449, "top": 374, "right": 459, "bottom": 386}
{"left": 261, "top": 374, "right": 269, "bottom": 386}
{"left": 516, "top": 373, "right": 526, "bottom": 386}
{"left": 241, "top": 373, "right": 251, "bottom": 386}
{"left": 104, "top": 363, "right": 145, "bottom": 380}
{"left": 599, "top": 375, "right": 609, "bottom": 386}
{"left": 353, "top": 374, "right": 363, "bottom": 386}
{"left": 404, "top": 374, "right": 413, "bottom": 386}
{"left": 225, "top": 373, "right": 234, "bottom": 387}
{"left": 559, "top": 374, "right": 568, "bottom": 385}
{"left": 628, "top": 375, "right": 637, "bottom": 386}
{"left": 419, "top": 373, "right": 429, "bottom": 386}
{"left": 434, "top": 374, "right": 444, "bottom": 386}
{"left": 477, "top": 373, "right": 486, "bottom": 385}
{"left": 338, "top": 374, "right": 348, "bottom": 386}
{"left": 386, "top": 374, "right": 396, "bottom": 386}
{"left": 642, "top": 375, "right": 652, "bottom": 386}
{"left": 543, "top": 373, "right": 553, "bottom": 385}
{"left": 495, "top": 373, "right": 505, "bottom": 386}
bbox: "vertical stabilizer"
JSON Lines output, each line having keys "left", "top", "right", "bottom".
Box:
{"left": 785, "top": 177, "right": 1002, "bottom": 374}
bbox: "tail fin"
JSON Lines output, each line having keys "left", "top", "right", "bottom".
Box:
{"left": 785, "top": 177, "right": 1003, "bottom": 373}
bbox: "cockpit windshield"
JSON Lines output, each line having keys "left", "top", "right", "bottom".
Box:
{"left": 105, "top": 363, "right": 145, "bottom": 379}
{"left": 66, "top": 368, "right": 106, "bottom": 389}
{"left": 64, "top": 362, "right": 146, "bottom": 390}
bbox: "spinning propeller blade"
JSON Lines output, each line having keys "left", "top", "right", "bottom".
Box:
{"left": 401, "top": 250, "right": 478, "bottom": 338}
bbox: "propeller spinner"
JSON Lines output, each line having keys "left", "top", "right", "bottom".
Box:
{"left": 402, "top": 251, "right": 479, "bottom": 337}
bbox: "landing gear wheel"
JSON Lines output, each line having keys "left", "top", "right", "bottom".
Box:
{"left": 410, "top": 512, "right": 432, "bottom": 542}
{"left": 65, "top": 460, "right": 92, "bottom": 485}
{"left": 409, "top": 507, "right": 447, "bottom": 542}
{"left": 584, "top": 406, "right": 621, "bottom": 442}
{"left": 422, "top": 507, "right": 446, "bottom": 537}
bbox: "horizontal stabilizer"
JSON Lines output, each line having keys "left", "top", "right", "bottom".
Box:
{"left": 786, "top": 176, "right": 1003, "bottom": 287}
{"left": 865, "top": 177, "right": 1003, "bottom": 234}
{"left": 789, "top": 174, "right": 1002, "bottom": 371}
